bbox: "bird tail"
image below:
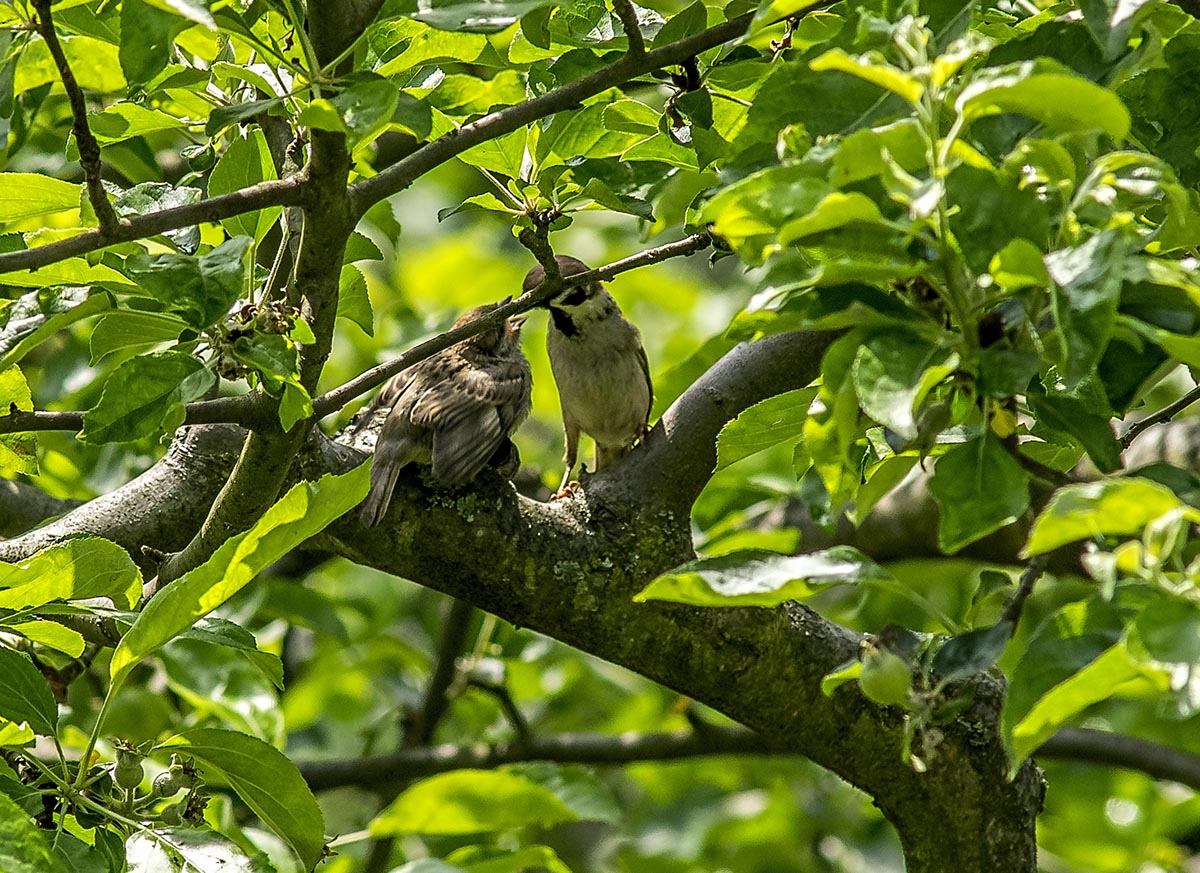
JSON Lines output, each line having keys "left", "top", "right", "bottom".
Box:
{"left": 359, "top": 457, "right": 402, "bottom": 527}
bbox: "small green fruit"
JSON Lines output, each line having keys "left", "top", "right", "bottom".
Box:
{"left": 859, "top": 648, "right": 913, "bottom": 707}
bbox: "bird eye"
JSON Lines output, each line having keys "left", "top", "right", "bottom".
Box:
{"left": 559, "top": 287, "right": 588, "bottom": 307}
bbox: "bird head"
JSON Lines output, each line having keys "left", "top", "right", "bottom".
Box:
{"left": 522, "top": 255, "right": 603, "bottom": 313}
{"left": 453, "top": 299, "right": 525, "bottom": 354}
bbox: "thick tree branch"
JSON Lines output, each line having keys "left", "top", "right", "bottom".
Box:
{"left": 0, "top": 178, "right": 305, "bottom": 275}
{"left": 0, "top": 479, "right": 83, "bottom": 537}
{"left": 30, "top": 0, "right": 119, "bottom": 236}
{"left": 347, "top": 14, "right": 754, "bottom": 214}
{"left": 301, "top": 725, "right": 767, "bottom": 792}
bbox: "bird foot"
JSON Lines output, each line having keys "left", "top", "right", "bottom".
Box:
{"left": 550, "top": 481, "right": 582, "bottom": 501}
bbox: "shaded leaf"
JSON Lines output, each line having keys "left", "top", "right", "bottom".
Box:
{"left": 635, "top": 547, "right": 892, "bottom": 606}
{"left": 161, "top": 729, "right": 324, "bottom": 871}
{"left": 929, "top": 434, "right": 1030, "bottom": 554}
{"left": 79, "top": 351, "right": 215, "bottom": 444}
{"left": 0, "top": 646, "right": 56, "bottom": 736}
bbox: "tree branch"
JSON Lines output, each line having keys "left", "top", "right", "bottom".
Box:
{"left": 612, "top": 0, "right": 647, "bottom": 55}
{"left": 0, "top": 179, "right": 305, "bottom": 275}
{"left": 999, "top": 555, "right": 1048, "bottom": 630}
{"left": 1120, "top": 383, "right": 1200, "bottom": 449}
{"left": 1036, "top": 728, "right": 1200, "bottom": 792}
{"left": 347, "top": 14, "right": 755, "bottom": 214}
{"left": 30, "top": 0, "right": 119, "bottom": 236}
{"left": 301, "top": 725, "right": 767, "bottom": 792}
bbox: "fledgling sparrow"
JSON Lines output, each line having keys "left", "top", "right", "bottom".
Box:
{"left": 523, "top": 256, "right": 652, "bottom": 495}
{"left": 358, "top": 301, "right": 532, "bottom": 526}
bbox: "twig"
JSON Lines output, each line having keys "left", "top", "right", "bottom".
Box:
{"left": 311, "top": 232, "right": 712, "bottom": 418}
{"left": 1120, "top": 383, "right": 1200, "bottom": 449}
{"left": 999, "top": 554, "right": 1048, "bottom": 629}
{"left": 301, "top": 724, "right": 767, "bottom": 791}
{"left": 612, "top": 0, "right": 646, "bottom": 55}
{"left": 1036, "top": 728, "right": 1200, "bottom": 791}
{"left": 516, "top": 223, "right": 560, "bottom": 285}
{"left": 466, "top": 676, "right": 531, "bottom": 743}
{"left": 0, "top": 178, "right": 305, "bottom": 275}
{"left": 405, "top": 599, "right": 475, "bottom": 747}
{"left": 30, "top": 0, "right": 120, "bottom": 236}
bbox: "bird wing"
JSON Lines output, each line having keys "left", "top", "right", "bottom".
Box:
{"left": 637, "top": 337, "right": 653, "bottom": 428}
{"left": 410, "top": 356, "right": 530, "bottom": 431}
{"left": 431, "top": 406, "right": 504, "bottom": 486}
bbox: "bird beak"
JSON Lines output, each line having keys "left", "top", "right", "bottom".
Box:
{"left": 507, "top": 314, "right": 527, "bottom": 333}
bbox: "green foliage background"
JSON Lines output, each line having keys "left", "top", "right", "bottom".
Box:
{"left": 1, "top": 0, "right": 1200, "bottom": 870}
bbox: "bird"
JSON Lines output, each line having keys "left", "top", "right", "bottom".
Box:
{"left": 358, "top": 301, "right": 532, "bottom": 527}
{"left": 523, "top": 255, "right": 652, "bottom": 496}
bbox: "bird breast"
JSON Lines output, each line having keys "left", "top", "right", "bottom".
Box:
{"left": 547, "top": 325, "right": 649, "bottom": 447}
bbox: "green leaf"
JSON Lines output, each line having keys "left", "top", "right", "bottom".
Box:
{"left": 1027, "top": 394, "right": 1120, "bottom": 473}
{"left": 0, "top": 537, "right": 142, "bottom": 610}
{"left": 394, "top": 0, "right": 560, "bottom": 32}
{"left": 0, "top": 259, "right": 132, "bottom": 290}
{"left": 298, "top": 78, "right": 399, "bottom": 148}
{"left": 371, "top": 769, "right": 577, "bottom": 836}
{"left": 821, "top": 658, "right": 863, "bottom": 696}
{"left": 111, "top": 182, "right": 202, "bottom": 251}
{"left": 110, "top": 464, "right": 371, "bottom": 684}
{"left": 79, "top": 351, "right": 215, "bottom": 444}
{"left": 0, "top": 791, "right": 69, "bottom": 873}
{"left": 1011, "top": 643, "right": 1167, "bottom": 765}
{"left": 205, "top": 98, "right": 284, "bottom": 138}
{"left": 88, "top": 103, "right": 185, "bottom": 144}
{"left": 810, "top": 49, "right": 924, "bottom": 104}
{"left": 1128, "top": 600, "right": 1200, "bottom": 665}
{"left": 0, "top": 646, "right": 57, "bottom": 736}
{"left": 0, "top": 173, "right": 79, "bottom": 221}
{"left": 852, "top": 332, "right": 958, "bottom": 441}
{"left": 505, "top": 762, "right": 621, "bottom": 825}
{"left": 124, "top": 236, "right": 253, "bottom": 328}
{"left": 120, "top": 0, "right": 187, "bottom": 88}
{"left": 437, "top": 193, "right": 518, "bottom": 221}
{"left": 1047, "top": 230, "right": 1129, "bottom": 387}
{"left": 957, "top": 63, "right": 1130, "bottom": 140}
{"left": 89, "top": 310, "right": 189, "bottom": 364}
{"left": 932, "top": 623, "right": 1012, "bottom": 683}
{"left": 161, "top": 728, "right": 325, "bottom": 871}
{"left": 652, "top": 0, "right": 707, "bottom": 49}
{"left": 0, "top": 365, "right": 35, "bottom": 475}
{"left": 716, "top": 387, "right": 816, "bottom": 470}
{"left": 1022, "top": 478, "right": 1188, "bottom": 556}
{"left": 0, "top": 287, "right": 112, "bottom": 372}
{"left": 635, "top": 547, "right": 892, "bottom": 606}
{"left": 929, "top": 434, "right": 1030, "bottom": 554}
{"left": 208, "top": 129, "right": 282, "bottom": 244}
{"left": 180, "top": 617, "right": 284, "bottom": 690}
{"left": 337, "top": 265, "right": 375, "bottom": 338}
{"left": 125, "top": 828, "right": 272, "bottom": 873}
{"left": 2, "top": 621, "right": 85, "bottom": 658}
{"left": 458, "top": 129, "right": 527, "bottom": 177}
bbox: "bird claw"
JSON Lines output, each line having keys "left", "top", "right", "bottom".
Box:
{"left": 550, "top": 481, "right": 582, "bottom": 501}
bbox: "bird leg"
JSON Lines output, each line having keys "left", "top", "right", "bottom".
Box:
{"left": 552, "top": 421, "right": 582, "bottom": 499}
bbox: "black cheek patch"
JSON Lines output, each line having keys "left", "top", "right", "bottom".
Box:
{"left": 550, "top": 307, "right": 579, "bottom": 337}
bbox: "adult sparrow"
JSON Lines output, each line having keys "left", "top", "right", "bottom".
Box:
{"left": 359, "top": 301, "right": 532, "bottom": 526}
{"left": 523, "top": 256, "right": 652, "bottom": 494}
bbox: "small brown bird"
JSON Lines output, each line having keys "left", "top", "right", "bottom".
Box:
{"left": 359, "top": 301, "right": 532, "bottom": 526}
{"left": 523, "top": 256, "right": 652, "bottom": 495}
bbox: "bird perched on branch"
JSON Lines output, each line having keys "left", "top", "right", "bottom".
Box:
{"left": 523, "top": 255, "right": 652, "bottom": 496}
{"left": 358, "top": 301, "right": 532, "bottom": 527}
